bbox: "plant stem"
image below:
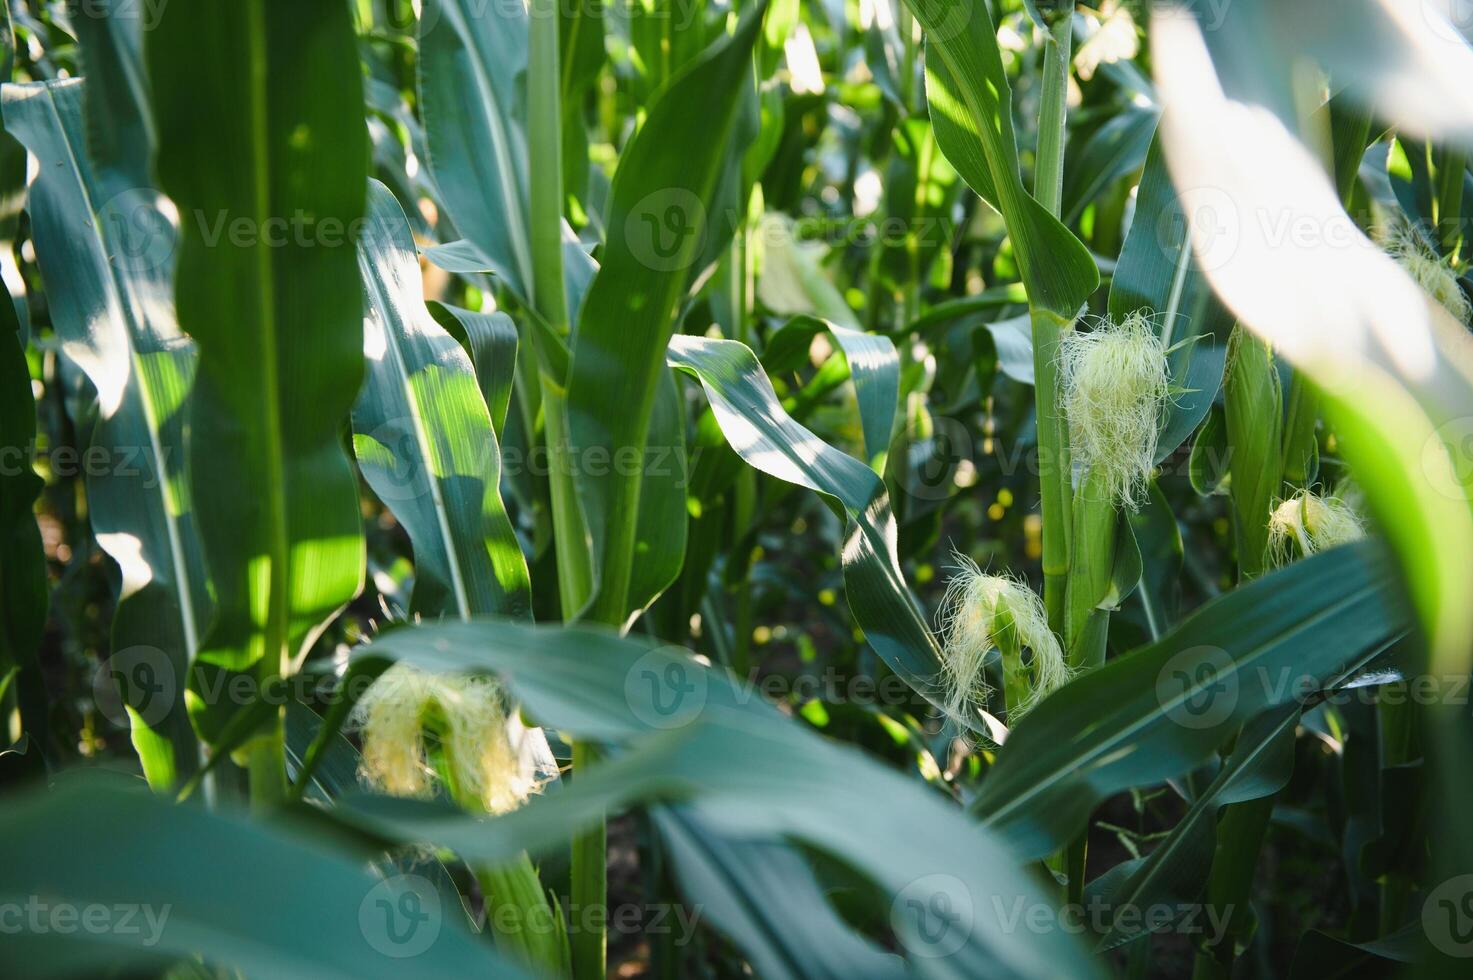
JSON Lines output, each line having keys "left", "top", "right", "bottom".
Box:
{"left": 528, "top": 3, "right": 568, "bottom": 338}
{"left": 529, "top": 2, "right": 607, "bottom": 975}
{"left": 1064, "top": 472, "right": 1115, "bottom": 668}
{"left": 1031, "top": 13, "right": 1075, "bottom": 639}
{"left": 249, "top": 616, "right": 288, "bottom": 808}
{"left": 246, "top": 709, "right": 286, "bottom": 810}
{"left": 1034, "top": 310, "right": 1075, "bottom": 636}
{"left": 479, "top": 852, "right": 571, "bottom": 975}
{"left": 541, "top": 378, "right": 595, "bottom": 613}
{"left": 1034, "top": 8, "right": 1081, "bottom": 904}
{"left": 1194, "top": 327, "right": 1287, "bottom": 974}
{"left": 569, "top": 740, "right": 606, "bottom": 979}
{"left": 1033, "top": 14, "right": 1072, "bottom": 219}
{"left": 1192, "top": 796, "right": 1273, "bottom": 978}
{"left": 1280, "top": 372, "right": 1319, "bottom": 488}
{"left": 729, "top": 222, "right": 756, "bottom": 680}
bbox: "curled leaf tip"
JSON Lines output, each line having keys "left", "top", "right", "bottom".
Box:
{"left": 1060, "top": 311, "right": 1170, "bottom": 508}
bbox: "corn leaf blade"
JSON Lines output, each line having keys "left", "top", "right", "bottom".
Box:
{"left": 565, "top": 7, "right": 767, "bottom": 624}
{"left": 0, "top": 777, "right": 532, "bottom": 979}
{"left": 353, "top": 180, "right": 531, "bottom": 622}
{"left": 665, "top": 335, "right": 958, "bottom": 728}
{"left": 308, "top": 621, "right": 1106, "bottom": 979}
{"left": 147, "top": 0, "right": 368, "bottom": 721}
{"left": 3, "top": 77, "right": 204, "bottom": 783}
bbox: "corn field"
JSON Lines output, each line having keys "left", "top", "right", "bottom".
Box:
{"left": 4, "top": 0, "right": 1473, "bottom": 976}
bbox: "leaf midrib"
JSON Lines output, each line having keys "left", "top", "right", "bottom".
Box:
{"left": 246, "top": 0, "right": 289, "bottom": 673}
{"left": 360, "top": 236, "right": 473, "bottom": 620}
{"left": 1098, "top": 704, "right": 1300, "bottom": 948}
{"left": 439, "top": 0, "right": 534, "bottom": 301}
{"left": 38, "top": 81, "right": 200, "bottom": 657}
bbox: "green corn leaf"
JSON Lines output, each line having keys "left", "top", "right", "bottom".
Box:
{"left": 651, "top": 809, "right": 903, "bottom": 979}
{"left": 665, "top": 334, "right": 958, "bottom": 729}
{"left": 418, "top": 0, "right": 594, "bottom": 322}
{"left": 565, "top": 5, "right": 767, "bottom": 625}
{"left": 1175, "top": 0, "right": 1473, "bottom": 143}
{"left": 1107, "top": 134, "right": 1235, "bottom": 343}
{"left": 147, "top": 1, "right": 368, "bottom": 736}
{"left": 1088, "top": 703, "right": 1300, "bottom": 950}
{"left": 284, "top": 699, "right": 362, "bottom": 805}
{"left": 755, "top": 212, "right": 862, "bottom": 329}
{"left": 1287, "top": 925, "right": 1421, "bottom": 979}
{"left": 0, "top": 776, "right": 533, "bottom": 979}
{"left": 0, "top": 275, "right": 45, "bottom": 750}
{"left": 1188, "top": 405, "right": 1229, "bottom": 497}
{"left": 70, "top": 3, "right": 152, "bottom": 189}
{"left": 302, "top": 621, "right": 1105, "bottom": 979}
{"left": 352, "top": 180, "right": 531, "bottom": 623}
{"left": 978, "top": 313, "right": 1037, "bottom": 385}
{"left": 624, "top": 365, "right": 690, "bottom": 620}
{"left": 971, "top": 542, "right": 1410, "bottom": 859}
{"left": 1223, "top": 328, "right": 1283, "bottom": 580}
{"left": 1062, "top": 106, "right": 1159, "bottom": 225}
{"left": 418, "top": 0, "right": 532, "bottom": 301}
{"left": 907, "top": 0, "right": 1098, "bottom": 317}
{"left": 0, "top": 0, "right": 43, "bottom": 756}
{"left": 1156, "top": 336, "right": 1226, "bottom": 465}
{"left": 428, "top": 302, "right": 519, "bottom": 438}
{"left": 3, "top": 77, "right": 204, "bottom": 786}
{"left": 762, "top": 314, "right": 899, "bottom": 472}
{"left": 1131, "top": 482, "right": 1185, "bottom": 641}
{"left": 1150, "top": 19, "right": 1473, "bottom": 954}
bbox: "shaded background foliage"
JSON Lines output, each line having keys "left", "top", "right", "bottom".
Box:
{"left": 0, "top": 1, "right": 1470, "bottom": 978}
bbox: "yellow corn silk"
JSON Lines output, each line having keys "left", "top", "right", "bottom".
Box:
{"left": 936, "top": 555, "right": 1071, "bottom": 730}
{"left": 1383, "top": 223, "right": 1471, "bottom": 323}
{"left": 1266, "top": 491, "right": 1366, "bottom": 568}
{"left": 351, "top": 662, "right": 542, "bottom": 815}
{"left": 1060, "top": 312, "right": 1170, "bottom": 508}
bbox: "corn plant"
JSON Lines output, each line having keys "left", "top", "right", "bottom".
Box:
{"left": 2, "top": 0, "right": 1473, "bottom": 977}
